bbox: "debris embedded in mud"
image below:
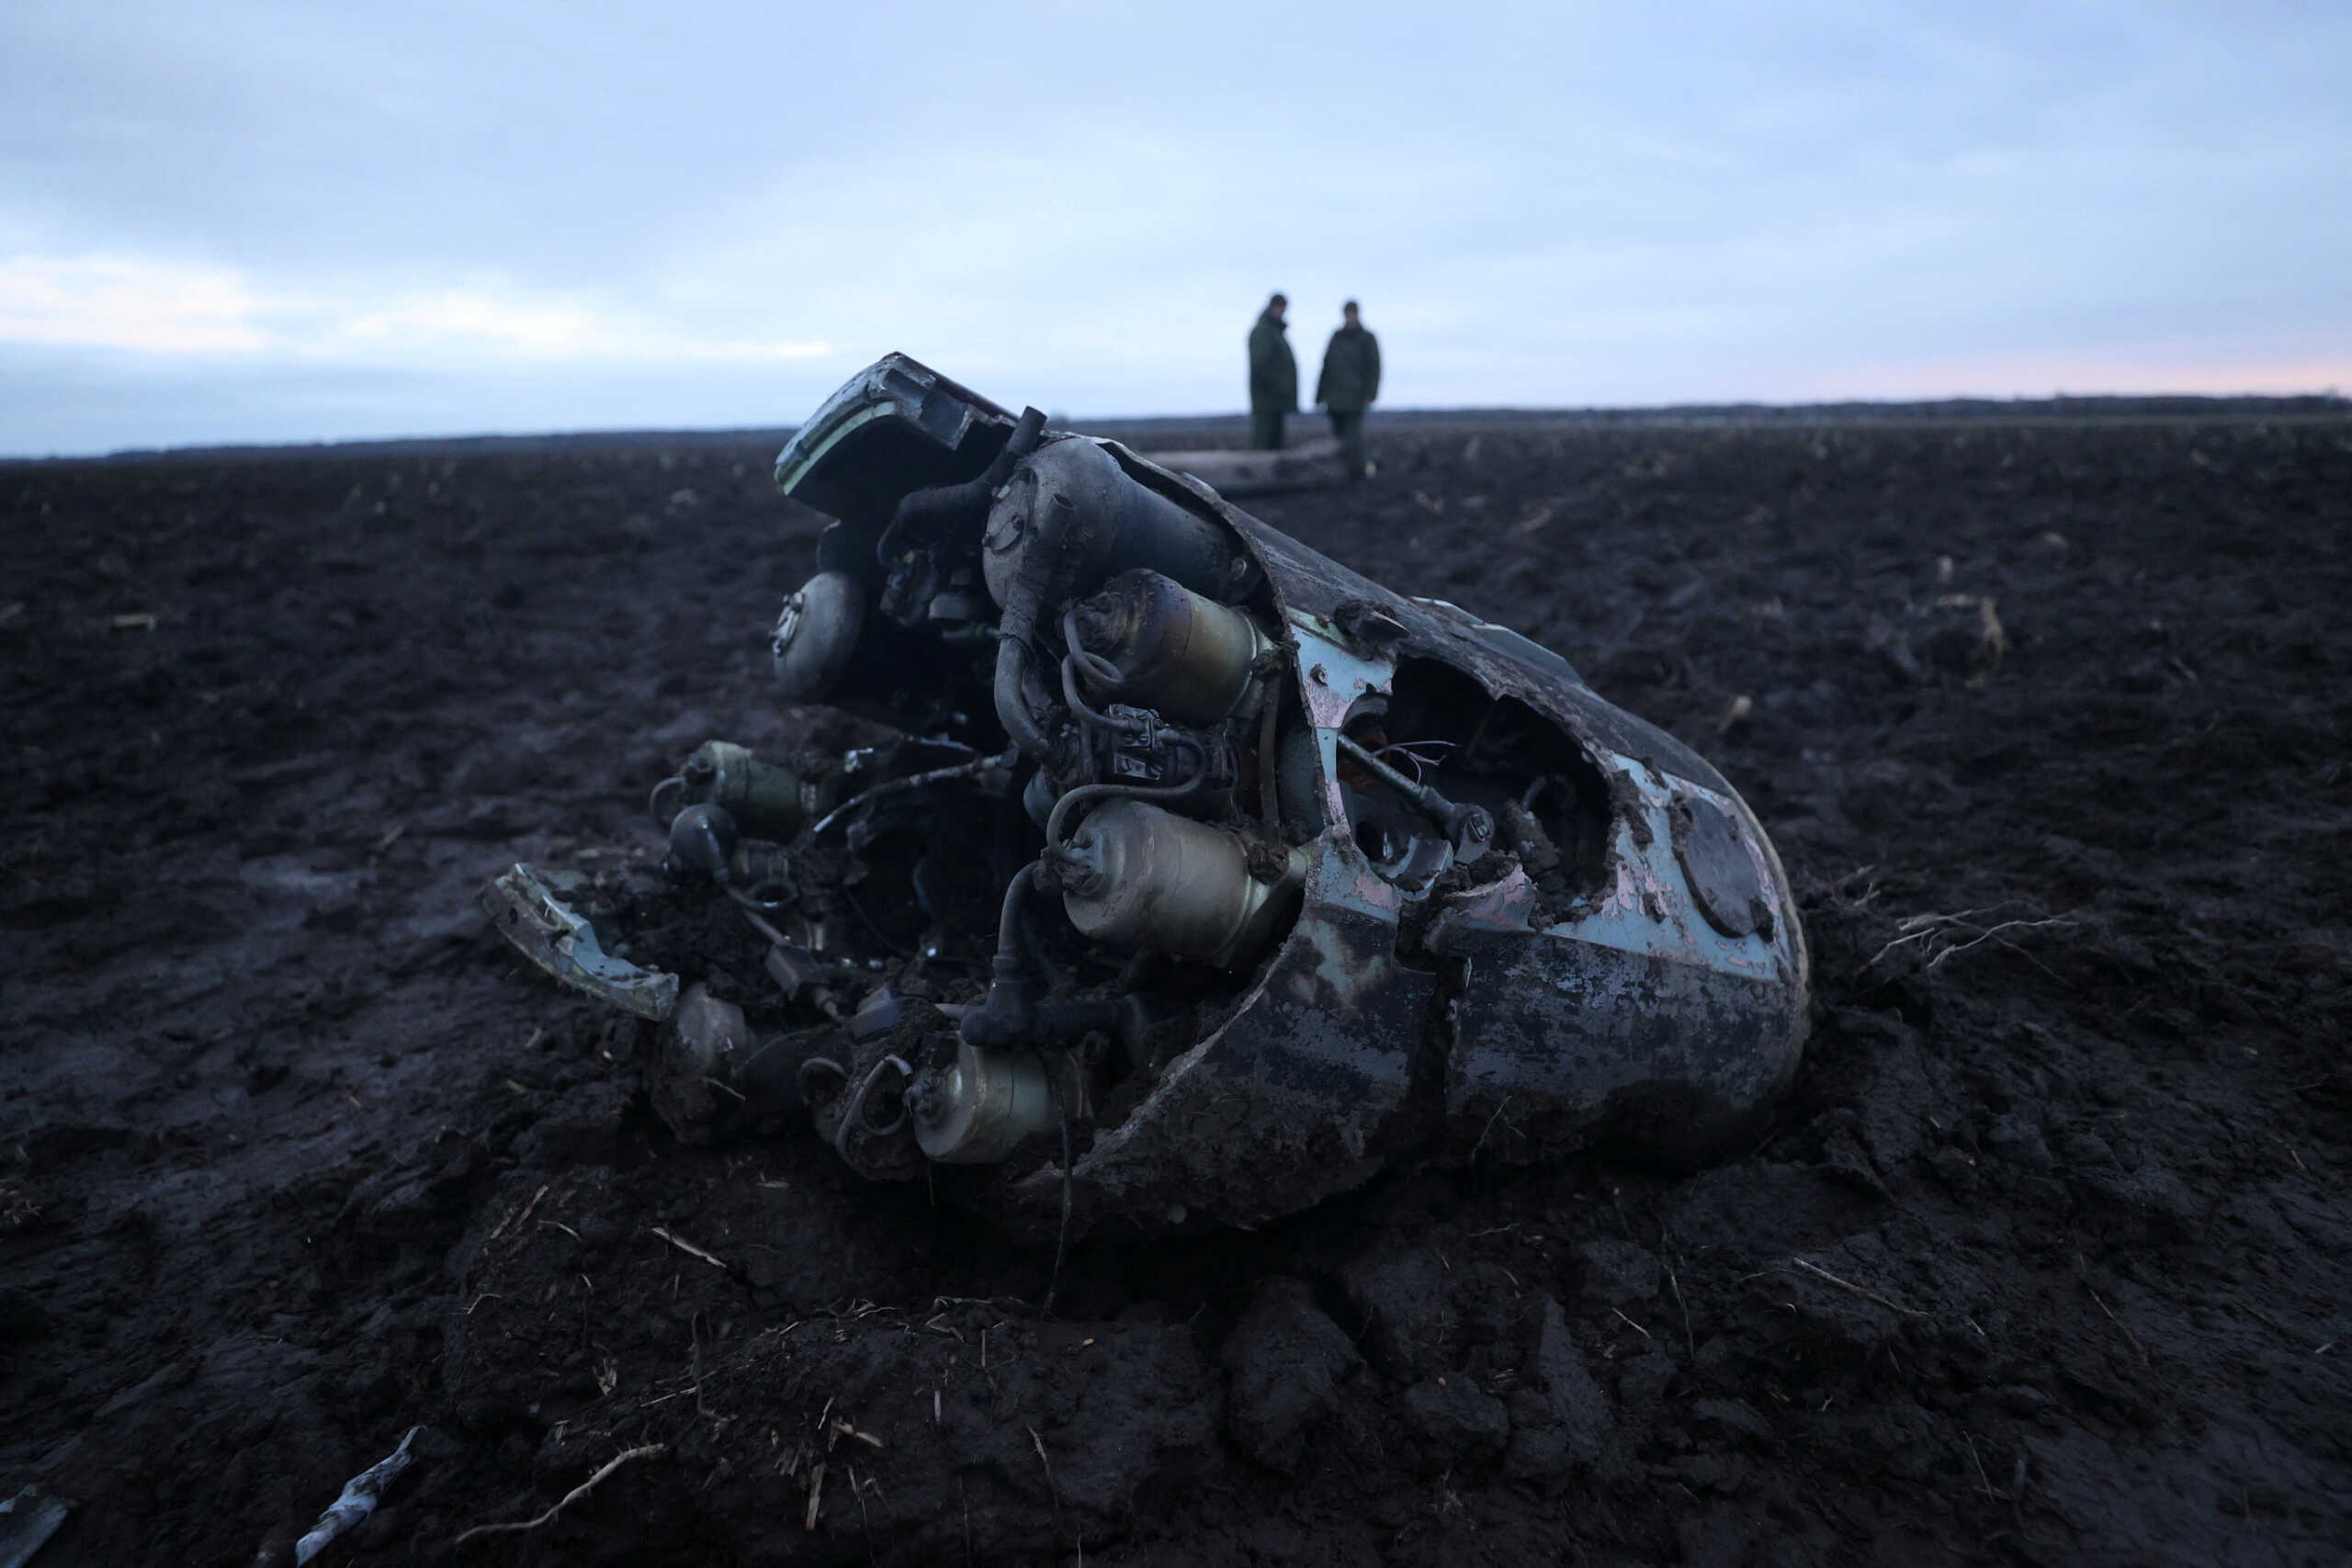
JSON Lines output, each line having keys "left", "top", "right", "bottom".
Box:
{"left": 288, "top": 1426, "right": 424, "bottom": 1566}
{"left": 0, "top": 1486, "right": 71, "bottom": 1568}
{"left": 487, "top": 354, "right": 1810, "bottom": 1237}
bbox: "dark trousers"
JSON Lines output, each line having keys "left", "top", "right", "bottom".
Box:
{"left": 1250, "top": 406, "right": 1286, "bottom": 451}
{"left": 1328, "top": 407, "right": 1366, "bottom": 477}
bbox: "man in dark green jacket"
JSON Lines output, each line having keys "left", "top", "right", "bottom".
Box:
{"left": 1316, "top": 299, "right": 1381, "bottom": 479}
{"left": 1247, "top": 293, "right": 1297, "bottom": 450}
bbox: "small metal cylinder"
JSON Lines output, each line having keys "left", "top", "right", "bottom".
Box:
{"left": 1057, "top": 799, "right": 1304, "bottom": 968}
{"left": 1070, "top": 569, "right": 1265, "bottom": 724}
{"left": 912, "top": 1042, "right": 1058, "bottom": 1164}
{"left": 679, "top": 740, "right": 833, "bottom": 841}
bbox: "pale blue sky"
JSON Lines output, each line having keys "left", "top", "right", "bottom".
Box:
{"left": 3, "top": 0, "right": 2346, "bottom": 455}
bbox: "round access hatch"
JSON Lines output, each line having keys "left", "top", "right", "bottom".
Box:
{"left": 1672, "top": 792, "right": 1770, "bottom": 940}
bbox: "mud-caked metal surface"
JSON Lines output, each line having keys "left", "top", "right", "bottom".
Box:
{"left": 488, "top": 352, "right": 1807, "bottom": 1238}
{"left": 1007, "top": 434, "right": 1808, "bottom": 1234}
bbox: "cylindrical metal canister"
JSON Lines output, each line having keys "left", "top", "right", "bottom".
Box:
{"left": 1070, "top": 569, "right": 1266, "bottom": 725}
{"left": 679, "top": 739, "right": 835, "bottom": 841}
{"left": 1057, "top": 799, "right": 1303, "bottom": 967}
{"left": 911, "top": 1042, "right": 1059, "bottom": 1164}
{"left": 771, "top": 570, "right": 865, "bottom": 702}
{"left": 981, "top": 437, "right": 1240, "bottom": 611}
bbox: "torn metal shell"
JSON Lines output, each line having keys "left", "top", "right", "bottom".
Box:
{"left": 991, "top": 438, "right": 1808, "bottom": 1235}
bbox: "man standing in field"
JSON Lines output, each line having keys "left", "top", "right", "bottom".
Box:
{"left": 1248, "top": 293, "right": 1297, "bottom": 451}
{"left": 1316, "top": 299, "right": 1381, "bottom": 479}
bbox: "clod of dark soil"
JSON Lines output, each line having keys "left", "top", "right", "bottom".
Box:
{"left": 4, "top": 408, "right": 2349, "bottom": 1566}
{"left": 1221, "top": 1279, "right": 1360, "bottom": 1472}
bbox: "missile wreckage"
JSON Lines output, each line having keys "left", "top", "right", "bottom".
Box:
{"left": 484, "top": 354, "right": 1808, "bottom": 1240}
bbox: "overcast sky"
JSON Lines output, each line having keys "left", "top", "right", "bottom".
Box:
{"left": 2, "top": 0, "right": 2346, "bottom": 456}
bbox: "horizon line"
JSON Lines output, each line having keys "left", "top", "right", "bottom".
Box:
{"left": 10, "top": 389, "right": 2349, "bottom": 465}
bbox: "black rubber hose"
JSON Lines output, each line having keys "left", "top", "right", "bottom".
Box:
{"left": 876, "top": 406, "right": 1046, "bottom": 569}
{"left": 992, "top": 489, "right": 1078, "bottom": 758}
{"left": 1034, "top": 993, "right": 1151, "bottom": 1055}
{"left": 961, "top": 863, "right": 1042, "bottom": 1049}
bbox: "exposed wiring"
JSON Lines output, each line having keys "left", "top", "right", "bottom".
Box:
{"left": 1336, "top": 732, "right": 1494, "bottom": 852}
{"left": 797, "top": 1055, "right": 850, "bottom": 1100}
{"left": 1373, "top": 739, "right": 1455, "bottom": 783}
{"left": 803, "top": 747, "right": 1018, "bottom": 841}
{"left": 832, "top": 1054, "right": 915, "bottom": 1168}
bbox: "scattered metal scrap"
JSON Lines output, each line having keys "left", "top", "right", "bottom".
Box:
{"left": 481, "top": 864, "right": 679, "bottom": 1021}
{"left": 289, "top": 1425, "right": 424, "bottom": 1566}
{"left": 0, "top": 1487, "right": 71, "bottom": 1568}
{"left": 486, "top": 353, "right": 1809, "bottom": 1240}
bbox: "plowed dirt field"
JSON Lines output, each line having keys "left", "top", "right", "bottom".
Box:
{"left": 5, "top": 407, "right": 2347, "bottom": 1566}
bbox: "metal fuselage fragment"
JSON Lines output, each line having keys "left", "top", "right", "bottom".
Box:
{"left": 1028, "top": 499, "right": 1809, "bottom": 1231}
{"left": 488, "top": 353, "right": 1808, "bottom": 1238}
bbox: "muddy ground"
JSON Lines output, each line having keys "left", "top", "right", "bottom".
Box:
{"left": 4, "top": 407, "right": 2348, "bottom": 1566}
